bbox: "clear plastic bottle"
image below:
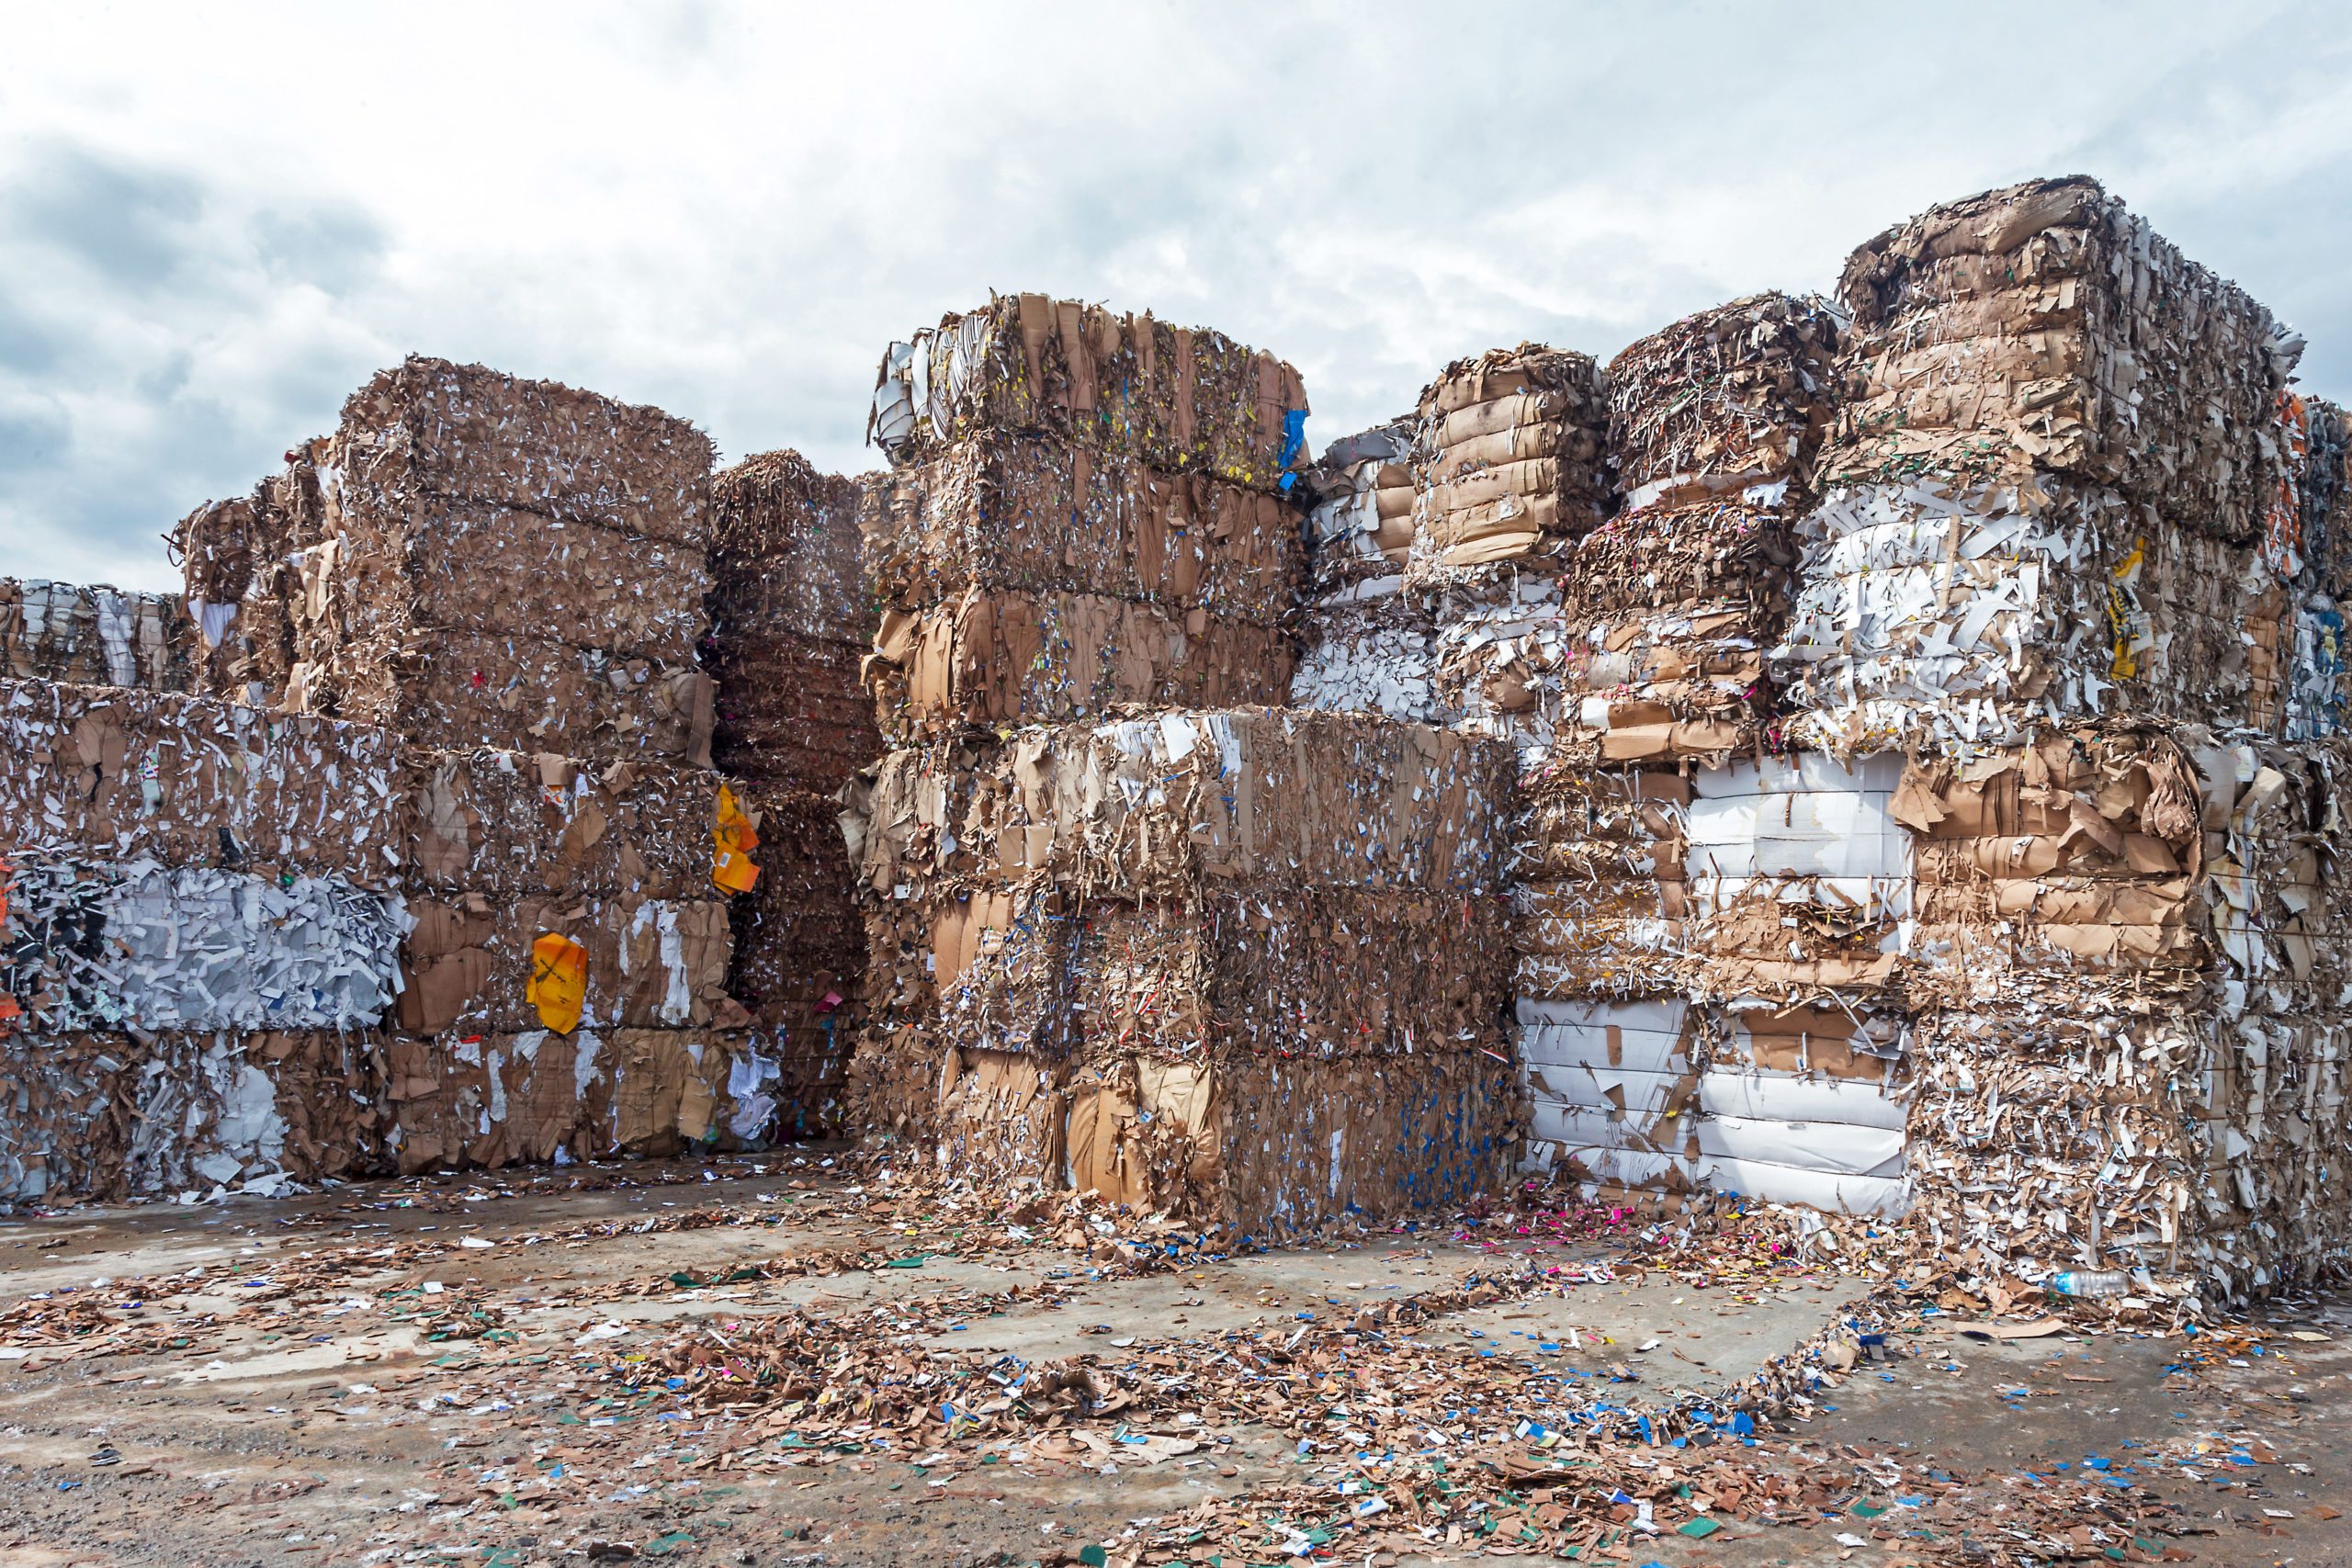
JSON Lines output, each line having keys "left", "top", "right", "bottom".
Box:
{"left": 2048, "top": 1269, "right": 2129, "bottom": 1298}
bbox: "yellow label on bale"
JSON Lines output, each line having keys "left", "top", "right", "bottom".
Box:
{"left": 527, "top": 931, "right": 589, "bottom": 1034}
{"left": 713, "top": 782, "right": 761, "bottom": 894}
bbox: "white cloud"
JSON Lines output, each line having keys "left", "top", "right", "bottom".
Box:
{"left": 1, "top": 0, "right": 2346, "bottom": 592}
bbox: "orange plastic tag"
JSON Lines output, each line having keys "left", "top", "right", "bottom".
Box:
{"left": 713, "top": 782, "right": 761, "bottom": 894}
{"left": 526, "top": 931, "right": 589, "bottom": 1034}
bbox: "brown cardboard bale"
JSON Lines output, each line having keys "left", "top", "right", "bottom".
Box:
{"left": 725, "top": 786, "right": 865, "bottom": 1137}
{"left": 320, "top": 499, "right": 711, "bottom": 662}
{"left": 401, "top": 746, "right": 722, "bottom": 902}
{"left": 1895, "top": 727, "right": 2208, "bottom": 978}
{"left": 884, "top": 885, "right": 1511, "bottom": 1066}
{"left": 332, "top": 356, "right": 714, "bottom": 543}
{"left": 381, "top": 1025, "right": 763, "bottom": 1174}
{"left": 707, "top": 628, "right": 879, "bottom": 794}
{"left": 0, "top": 1030, "right": 385, "bottom": 1201}
{"left": 1060, "top": 889, "right": 1511, "bottom": 1061}
{"left": 1827, "top": 176, "right": 2299, "bottom": 545}
{"left": 708, "top": 450, "right": 872, "bottom": 648}
{"left": 848, "top": 709, "right": 1514, "bottom": 904}
{"left": 865, "top": 589, "right": 1293, "bottom": 742}
{"left": 1408, "top": 345, "right": 1610, "bottom": 581}
{"left": 1605, "top": 292, "right": 1840, "bottom": 508}
{"left": 870, "top": 296, "right": 1309, "bottom": 493}
{"left": 0, "top": 580, "right": 191, "bottom": 692}
{"left": 1510, "top": 764, "right": 1687, "bottom": 1000}
{"left": 176, "top": 451, "right": 330, "bottom": 705}
{"left": 1065, "top": 1048, "right": 1514, "bottom": 1232}
{"left": 865, "top": 434, "right": 1302, "bottom": 623}
{"left": 396, "top": 893, "right": 737, "bottom": 1035}
{"left": 0, "top": 678, "right": 406, "bottom": 888}
{"left": 328, "top": 629, "right": 714, "bottom": 765}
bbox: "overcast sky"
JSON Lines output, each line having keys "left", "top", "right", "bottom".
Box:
{"left": 4, "top": 1, "right": 2349, "bottom": 592}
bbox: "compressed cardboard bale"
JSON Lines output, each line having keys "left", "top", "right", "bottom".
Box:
{"left": 401, "top": 746, "right": 723, "bottom": 903}
{"left": 864, "top": 588, "right": 1293, "bottom": 742}
{"left": 1515, "top": 995, "right": 1702, "bottom": 1192}
{"left": 1288, "top": 586, "right": 1438, "bottom": 725}
{"left": 1681, "top": 753, "right": 1914, "bottom": 1002}
{"left": 1067, "top": 1047, "right": 1516, "bottom": 1232}
{"left": 1770, "top": 477, "right": 2278, "bottom": 754}
{"left": 1054, "top": 887, "right": 1510, "bottom": 1061}
{"left": 381, "top": 1025, "right": 769, "bottom": 1174}
{"left": 1694, "top": 1002, "right": 1908, "bottom": 1216}
{"left": 319, "top": 498, "right": 712, "bottom": 662}
{"left": 725, "top": 786, "right": 865, "bottom": 1138}
{"left": 709, "top": 450, "right": 873, "bottom": 647}
{"left": 0, "top": 1030, "right": 385, "bottom": 1201}
{"left": 1, "top": 852, "right": 408, "bottom": 1034}
{"left": 705, "top": 451, "right": 883, "bottom": 796}
{"left": 865, "top": 434, "right": 1301, "bottom": 623}
{"left": 1892, "top": 727, "right": 2207, "bottom": 981}
{"left": 1510, "top": 760, "right": 1685, "bottom": 996}
{"left": 0, "top": 1032, "right": 138, "bottom": 1201}
{"left": 1905, "top": 997, "right": 2216, "bottom": 1285}
{"left": 1301, "top": 422, "right": 1418, "bottom": 598}
{"left": 395, "top": 893, "right": 738, "bottom": 1036}
{"left": 1290, "top": 424, "right": 1440, "bottom": 723}
{"left": 1605, "top": 292, "right": 1840, "bottom": 509}
{"left": 707, "top": 629, "right": 879, "bottom": 794}
{"left": 231, "top": 359, "right": 721, "bottom": 763}
{"left": 869, "top": 295, "right": 1310, "bottom": 492}
{"left": 1828, "top": 175, "right": 2301, "bottom": 545}
{"left": 0, "top": 679, "right": 406, "bottom": 888}
{"left": 176, "top": 449, "right": 331, "bottom": 706}
{"left": 327, "top": 629, "right": 714, "bottom": 765}
{"left": 332, "top": 355, "right": 714, "bottom": 543}
{"left": 2304, "top": 398, "right": 2352, "bottom": 598}
{"left": 0, "top": 580, "right": 191, "bottom": 693}
{"left": 848, "top": 709, "right": 1514, "bottom": 904}
{"left": 1408, "top": 344, "right": 1610, "bottom": 581}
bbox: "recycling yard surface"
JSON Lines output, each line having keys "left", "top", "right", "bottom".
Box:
{"left": 0, "top": 1158, "right": 2343, "bottom": 1567}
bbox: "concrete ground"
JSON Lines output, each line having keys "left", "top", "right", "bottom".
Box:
{"left": 0, "top": 1157, "right": 2342, "bottom": 1566}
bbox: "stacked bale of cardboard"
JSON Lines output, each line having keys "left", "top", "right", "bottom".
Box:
{"left": 2285, "top": 398, "right": 2351, "bottom": 739}
{"left": 862, "top": 297, "right": 1306, "bottom": 735}
{"left": 190, "top": 359, "right": 720, "bottom": 764}
{"left": 1772, "top": 176, "right": 2302, "bottom": 755}
{"left": 1288, "top": 423, "right": 1439, "bottom": 723}
{"left": 1, "top": 581, "right": 190, "bottom": 693}
{"left": 1733, "top": 176, "right": 2352, "bottom": 1296}
{"left": 0, "top": 678, "right": 404, "bottom": 1199}
{"left": 0, "top": 675, "right": 782, "bottom": 1196}
{"left": 844, "top": 709, "right": 1518, "bottom": 1230}
{"left": 704, "top": 450, "right": 880, "bottom": 1134}
{"left": 1566, "top": 296, "right": 1836, "bottom": 762}
{"left": 175, "top": 448, "right": 329, "bottom": 708}
{"left": 854, "top": 304, "right": 1524, "bottom": 1228}
{"left": 1416, "top": 347, "right": 1611, "bottom": 761}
